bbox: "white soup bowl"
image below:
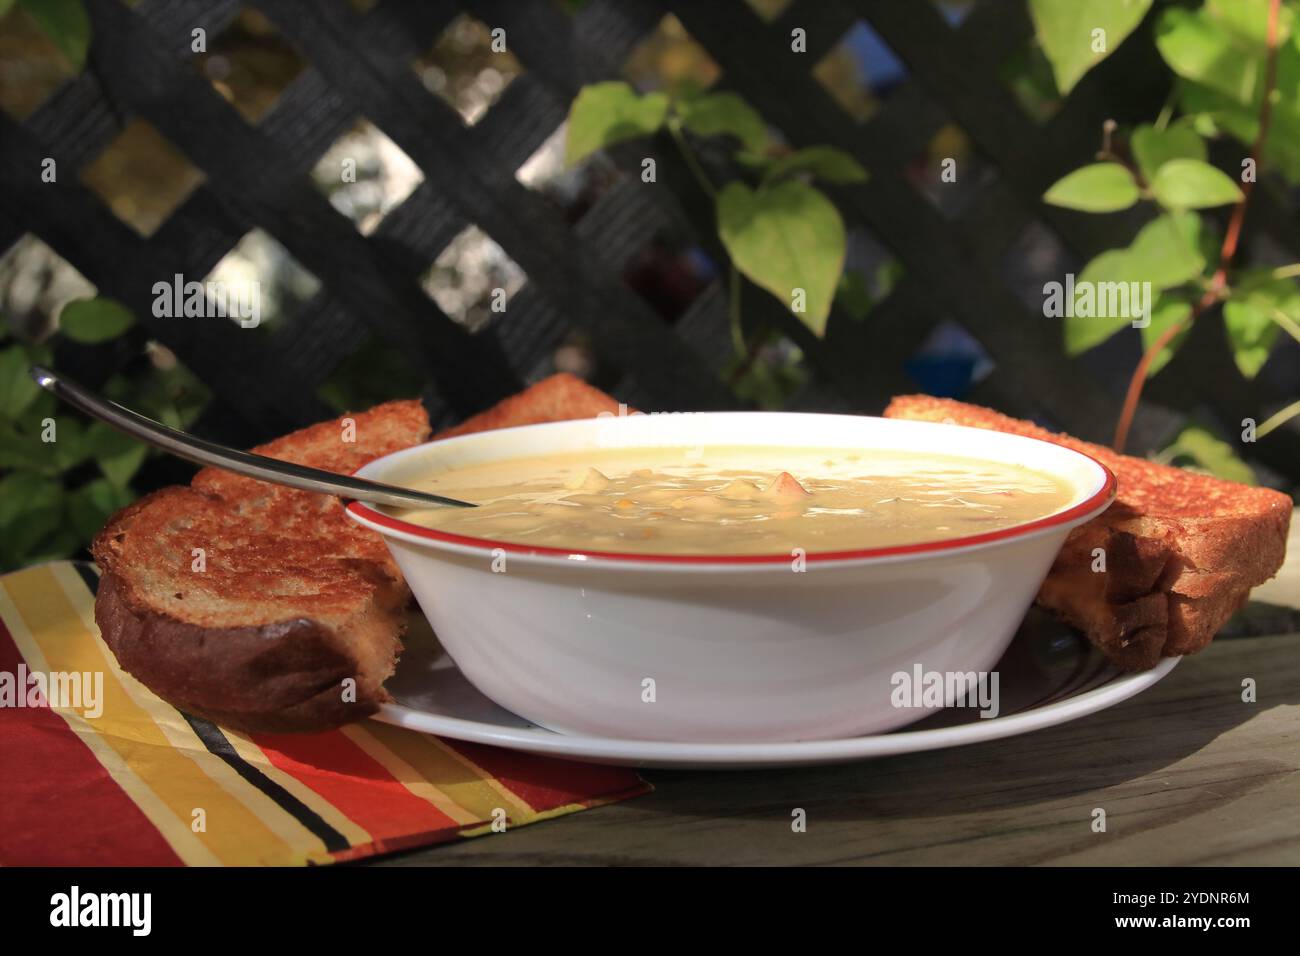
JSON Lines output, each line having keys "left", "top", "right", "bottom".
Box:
{"left": 347, "top": 412, "right": 1114, "bottom": 743}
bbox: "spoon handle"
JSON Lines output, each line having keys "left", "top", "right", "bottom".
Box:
{"left": 29, "top": 365, "right": 473, "bottom": 511}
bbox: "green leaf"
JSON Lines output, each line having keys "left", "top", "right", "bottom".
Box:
{"left": 875, "top": 259, "right": 904, "bottom": 300}
{"left": 101, "top": 446, "right": 147, "bottom": 489}
{"left": 0, "top": 393, "right": 88, "bottom": 476}
{"left": 66, "top": 479, "right": 134, "bottom": 543}
{"left": 765, "top": 146, "right": 868, "bottom": 184}
{"left": 677, "top": 92, "right": 768, "bottom": 154}
{"left": 1155, "top": 2, "right": 1294, "bottom": 108}
{"left": 1179, "top": 77, "right": 1300, "bottom": 185}
{"left": 727, "top": 343, "right": 809, "bottom": 410}
{"left": 1065, "top": 250, "right": 1138, "bottom": 353}
{"left": 1187, "top": 111, "right": 1221, "bottom": 138}
{"left": 58, "top": 297, "right": 136, "bottom": 343}
{"left": 25, "top": 388, "right": 56, "bottom": 423}
{"left": 0, "top": 428, "right": 40, "bottom": 472}
{"left": 17, "top": 0, "right": 89, "bottom": 71}
{"left": 717, "top": 180, "right": 846, "bottom": 335}
{"left": 83, "top": 423, "right": 147, "bottom": 488}
{"left": 1140, "top": 295, "right": 1194, "bottom": 376}
{"left": 1205, "top": 0, "right": 1295, "bottom": 47}
{"left": 1223, "top": 298, "right": 1279, "bottom": 379}
{"left": 564, "top": 82, "right": 669, "bottom": 166}
{"left": 1079, "top": 210, "right": 1206, "bottom": 292}
{"left": 0, "top": 471, "right": 50, "bottom": 530}
{"left": 0, "top": 0, "right": 17, "bottom": 18}
{"left": 0, "top": 471, "right": 64, "bottom": 564}
{"left": 1029, "top": 0, "right": 1154, "bottom": 94}
{"left": 1130, "top": 123, "right": 1207, "bottom": 184}
{"left": 13, "top": 528, "right": 82, "bottom": 568}
{"left": 1065, "top": 212, "right": 1206, "bottom": 354}
{"left": 1222, "top": 274, "right": 1299, "bottom": 378}
{"left": 1156, "top": 8, "right": 1256, "bottom": 105}
{"left": 1043, "top": 162, "right": 1140, "bottom": 212}
{"left": 1149, "top": 158, "right": 1243, "bottom": 209}
{"left": 1126, "top": 211, "right": 1208, "bottom": 289}
{"left": 1000, "top": 43, "right": 1063, "bottom": 122}
{"left": 1160, "top": 424, "right": 1255, "bottom": 484}
{"left": 105, "top": 364, "right": 210, "bottom": 431}
{"left": 316, "top": 336, "right": 427, "bottom": 415}
{"left": 835, "top": 270, "right": 873, "bottom": 322}
{"left": 0, "top": 344, "right": 41, "bottom": 419}
{"left": 49, "top": 416, "right": 90, "bottom": 470}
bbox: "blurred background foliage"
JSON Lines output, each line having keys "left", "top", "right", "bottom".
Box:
{"left": 0, "top": 0, "right": 1296, "bottom": 572}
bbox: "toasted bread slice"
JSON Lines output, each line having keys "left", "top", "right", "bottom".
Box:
{"left": 91, "top": 374, "right": 624, "bottom": 732}
{"left": 883, "top": 395, "right": 1292, "bottom": 669}
{"left": 434, "top": 372, "right": 627, "bottom": 439}
{"left": 92, "top": 400, "right": 432, "bottom": 732}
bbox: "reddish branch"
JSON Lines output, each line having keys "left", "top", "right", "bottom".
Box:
{"left": 1112, "top": 0, "right": 1284, "bottom": 453}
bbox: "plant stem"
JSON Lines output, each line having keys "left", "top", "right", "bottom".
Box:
{"left": 667, "top": 116, "right": 717, "bottom": 200}
{"left": 727, "top": 324, "right": 774, "bottom": 389}
{"left": 1099, "top": 118, "right": 1117, "bottom": 159}
{"left": 1112, "top": 0, "right": 1283, "bottom": 454}
{"left": 1113, "top": 285, "right": 1219, "bottom": 448}
{"left": 1270, "top": 306, "right": 1300, "bottom": 347}
{"left": 1257, "top": 398, "right": 1300, "bottom": 439}
{"left": 668, "top": 114, "right": 755, "bottom": 365}
{"left": 729, "top": 264, "right": 745, "bottom": 356}
{"left": 723, "top": 267, "right": 780, "bottom": 391}
{"left": 1153, "top": 82, "right": 1179, "bottom": 132}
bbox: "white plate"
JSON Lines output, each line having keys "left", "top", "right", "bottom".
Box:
{"left": 376, "top": 610, "right": 1179, "bottom": 769}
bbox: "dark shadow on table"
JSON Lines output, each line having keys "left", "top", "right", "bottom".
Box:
{"left": 630, "top": 602, "right": 1298, "bottom": 826}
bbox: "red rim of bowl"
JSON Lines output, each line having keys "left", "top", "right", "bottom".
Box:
{"left": 345, "top": 453, "right": 1117, "bottom": 566}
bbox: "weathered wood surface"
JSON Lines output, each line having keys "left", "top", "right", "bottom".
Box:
{"left": 379, "top": 511, "right": 1300, "bottom": 866}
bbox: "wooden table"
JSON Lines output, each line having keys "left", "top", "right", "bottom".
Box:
{"left": 381, "top": 513, "right": 1300, "bottom": 867}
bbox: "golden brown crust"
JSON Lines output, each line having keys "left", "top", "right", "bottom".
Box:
{"left": 883, "top": 395, "right": 1293, "bottom": 669}
{"left": 91, "top": 400, "right": 433, "bottom": 732}
{"left": 95, "top": 571, "right": 388, "bottom": 732}
{"left": 91, "top": 376, "right": 625, "bottom": 732}
{"left": 191, "top": 399, "right": 430, "bottom": 502}
{"left": 434, "top": 373, "right": 624, "bottom": 439}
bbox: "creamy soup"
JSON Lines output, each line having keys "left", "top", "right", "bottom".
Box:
{"left": 389, "top": 446, "right": 1075, "bottom": 556}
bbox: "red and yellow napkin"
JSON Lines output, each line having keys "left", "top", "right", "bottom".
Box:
{"left": 0, "top": 561, "right": 649, "bottom": 866}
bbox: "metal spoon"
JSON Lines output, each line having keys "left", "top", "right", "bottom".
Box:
{"left": 29, "top": 365, "right": 475, "bottom": 511}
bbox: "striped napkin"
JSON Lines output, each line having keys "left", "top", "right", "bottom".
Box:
{"left": 0, "top": 562, "right": 649, "bottom": 866}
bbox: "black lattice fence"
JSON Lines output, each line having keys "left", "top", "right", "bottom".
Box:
{"left": 2, "top": 0, "right": 1298, "bottom": 484}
